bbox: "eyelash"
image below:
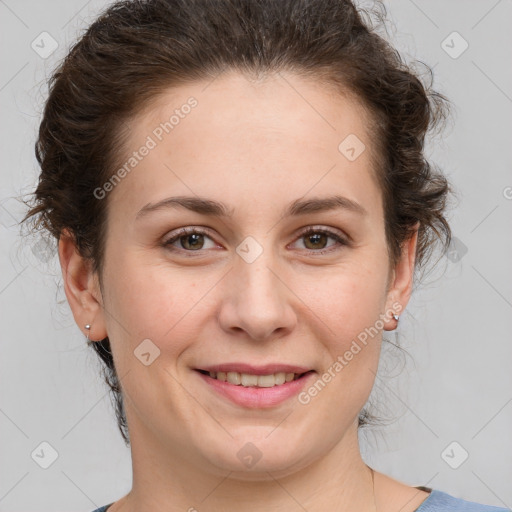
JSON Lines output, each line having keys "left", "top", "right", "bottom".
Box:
{"left": 162, "top": 226, "right": 349, "bottom": 256}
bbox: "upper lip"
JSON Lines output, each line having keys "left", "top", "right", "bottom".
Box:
{"left": 196, "top": 363, "right": 313, "bottom": 375}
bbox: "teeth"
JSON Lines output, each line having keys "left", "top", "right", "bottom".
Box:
{"left": 207, "top": 371, "right": 303, "bottom": 387}
{"left": 241, "top": 373, "right": 258, "bottom": 386}
{"left": 226, "top": 371, "right": 241, "bottom": 385}
{"left": 274, "top": 372, "right": 286, "bottom": 385}
{"left": 257, "top": 375, "right": 275, "bottom": 387}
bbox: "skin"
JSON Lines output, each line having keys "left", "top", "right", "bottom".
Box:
{"left": 59, "top": 71, "right": 428, "bottom": 511}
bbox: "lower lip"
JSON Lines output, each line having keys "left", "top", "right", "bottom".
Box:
{"left": 196, "top": 371, "right": 315, "bottom": 408}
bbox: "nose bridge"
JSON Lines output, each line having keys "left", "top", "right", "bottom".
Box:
{"left": 219, "top": 239, "right": 296, "bottom": 340}
{"left": 236, "top": 244, "right": 284, "bottom": 312}
{"left": 239, "top": 252, "right": 280, "bottom": 302}
{"left": 235, "top": 233, "right": 279, "bottom": 293}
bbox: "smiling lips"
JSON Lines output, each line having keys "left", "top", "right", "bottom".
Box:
{"left": 195, "top": 363, "right": 315, "bottom": 407}
{"left": 200, "top": 370, "right": 305, "bottom": 387}
{"left": 197, "top": 363, "right": 312, "bottom": 388}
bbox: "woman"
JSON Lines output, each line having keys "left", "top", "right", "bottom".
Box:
{"left": 22, "top": 0, "right": 508, "bottom": 510}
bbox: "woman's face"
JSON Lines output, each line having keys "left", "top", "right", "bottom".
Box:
{"left": 64, "top": 71, "right": 417, "bottom": 479}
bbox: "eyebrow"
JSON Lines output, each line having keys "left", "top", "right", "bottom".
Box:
{"left": 135, "top": 194, "right": 367, "bottom": 220}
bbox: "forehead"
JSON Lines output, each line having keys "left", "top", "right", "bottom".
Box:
{"left": 106, "top": 71, "right": 382, "bottom": 222}
{"left": 139, "top": 71, "right": 374, "bottom": 155}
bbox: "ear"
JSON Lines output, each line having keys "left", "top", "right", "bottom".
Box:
{"left": 58, "top": 229, "right": 108, "bottom": 342}
{"left": 383, "top": 222, "right": 420, "bottom": 331}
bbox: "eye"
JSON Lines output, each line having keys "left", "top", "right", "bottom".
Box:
{"left": 162, "top": 226, "right": 349, "bottom": 257}
{"left": 162, "top": 227, "right": 218, "bottom": 254}
{"left": 291, "top": 227, "right": 349, "bottom": 255}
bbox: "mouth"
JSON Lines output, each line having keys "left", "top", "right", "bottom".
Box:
{"left": 193, "top": 363, "right": 316, "bottom": 408}
{"left": 195, "top": 369, "right": 314, "bottom": 388}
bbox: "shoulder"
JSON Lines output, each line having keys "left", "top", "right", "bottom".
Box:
{"left": 88, "top": 493, "right": 509, "bottom": 512}
{"left": 416, "top": 489, "right": 509, "bottom": 512}
{"left": 90, "top": 505, "right": 113, "bottom": 512}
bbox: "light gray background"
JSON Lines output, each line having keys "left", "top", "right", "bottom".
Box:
{"left": 1, "top": 0, "right": 511, "bottom": 510}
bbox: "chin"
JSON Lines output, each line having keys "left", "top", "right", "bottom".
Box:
{"left": 208, "top": 455, "right": 313, "bottom": 482}
{"left": 198, "top": 433, "right": 320, "bottom": 481}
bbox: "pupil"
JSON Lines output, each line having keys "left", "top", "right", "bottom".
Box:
{"left": 306, "top": 233, "right": 326, "bottom": 249}
{"left": 184, "top": 234, "right": 203, "bottom": 250}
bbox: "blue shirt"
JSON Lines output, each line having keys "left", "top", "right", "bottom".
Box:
{"left": 90, "top": 489, "right": 510, "bottom": 511}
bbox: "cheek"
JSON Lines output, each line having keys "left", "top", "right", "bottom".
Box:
{"left": 296, "top": 268, "right": 386, "bottom": 422}
{"left": 101, "top": 251, "right": 215, "bottom": 363}
{"left": 297, "top": 261, "right": 389, "bottom": 352}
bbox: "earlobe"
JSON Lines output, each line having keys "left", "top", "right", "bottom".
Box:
{"left": 58, "top": 229, "right": 107, "bottom": 342}
{"left": 383, "top": 222, "right": 420, "bottom": 331}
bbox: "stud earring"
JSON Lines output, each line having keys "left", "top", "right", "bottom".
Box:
{"left": 392, "top": 314, "right": 399, "bottom": 322}
{"left": 85, "top": 324, "right": 91, "bottom": 343}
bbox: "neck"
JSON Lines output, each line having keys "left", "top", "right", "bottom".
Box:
{"left": 121, "top": 417, "right": 377, "bottom": 512}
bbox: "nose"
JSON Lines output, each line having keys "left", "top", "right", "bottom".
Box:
{"left": 217, "top": 251, "right": 297, "bottom": 342}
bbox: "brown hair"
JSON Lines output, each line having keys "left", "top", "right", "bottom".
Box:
{"left": 22, "top": 0, "right": 453, "bottom": 446}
